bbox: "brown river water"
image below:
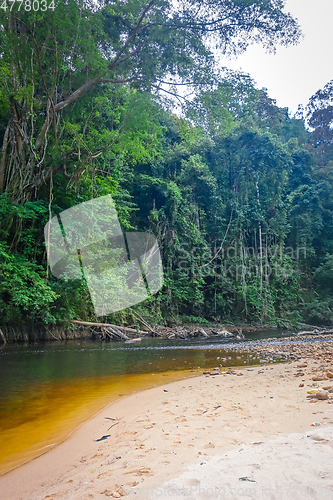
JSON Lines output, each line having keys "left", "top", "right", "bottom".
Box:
{"left": 0, "top": 332, "right": 290, "bottom": 474}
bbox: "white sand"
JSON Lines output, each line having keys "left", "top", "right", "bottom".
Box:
{"left": 160, "top": 427, "right": 333, "bottom": 500}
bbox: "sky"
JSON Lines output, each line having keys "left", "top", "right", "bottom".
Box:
{"left": 217, "top": 0, "right": 333, "bottom": 116}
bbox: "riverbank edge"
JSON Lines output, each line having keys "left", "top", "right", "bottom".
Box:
{"left": 0, "top": 320, "right": 328, "bottom": 343}
{"left": 0, "top": 368, "right": 202, "bottom": 477}
{"left": 1, "top": 332, "right": 333, "bottom": 476}
{"left": 1, "top": 348, "right": 333, "bottom": 500}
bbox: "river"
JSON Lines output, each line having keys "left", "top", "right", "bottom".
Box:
{"left": 0, "top": 330, "right": 291, "bottom": 474}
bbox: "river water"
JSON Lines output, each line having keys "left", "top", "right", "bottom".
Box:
{"left": 0, "top": 330, "right": 291, "bottom": 474}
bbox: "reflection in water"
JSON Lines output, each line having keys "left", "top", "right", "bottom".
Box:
{"left": 0, "top": 334, "right": 285, "bottom": 473}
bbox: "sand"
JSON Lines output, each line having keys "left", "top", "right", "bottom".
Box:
{"left": 1, "top": 358, "right": 333, "bottom": 500}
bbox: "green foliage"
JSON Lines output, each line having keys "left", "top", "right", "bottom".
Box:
{"left": 2, "top": 7, "right": 333, "bottom": 330}
{"left": 304, "top": 299, "right": 333, "bottom": 326}
{"left": 0, "top": 242, "right": 58, "bottom": 325}
{"left": 314, "top": 254, "right": 333, "bottom": 294}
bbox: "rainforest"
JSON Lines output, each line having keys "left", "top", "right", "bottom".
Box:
{"left": 1, "top": 0, "right": 333, "bottom": 340}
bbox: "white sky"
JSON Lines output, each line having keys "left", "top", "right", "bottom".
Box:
{"left": 217, "top": 0, "right": 333, "bottom": 116}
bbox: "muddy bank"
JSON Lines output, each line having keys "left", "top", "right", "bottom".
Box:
{"left": 2, "top": 320, "right": 332, "bottom": 344}
{"left": 0, "top": 325, "right": 92, "bottom": 343}
{"left": 0, "top": 322, "right": 253, "bottom": 343}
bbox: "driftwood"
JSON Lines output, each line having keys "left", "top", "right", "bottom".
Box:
{"left": 101, "top": 327, "right": 113, "bottom": 341}
{"left": 102, "top": 326, "right": 129, "bottom": 341}
{"left": 296, "top": 329, "right": 333, "bottom": 336}
{"left": 132, "top": 310, "right": 154, "bottom": 332}
{"left": 71, "top": 320, "right": 148, "bottom": 335}
{"left": 131, "top": 310, "right": 163, "bottom": 336}
{"left": 0, "top": 328, "right": 7, "bottom": 344}
{"left": 296, "top": 330, "right": 317, "bottom": 336}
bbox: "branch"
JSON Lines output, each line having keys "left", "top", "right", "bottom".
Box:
{"left": 71, "top": 319, "right": 148, "bottom": 335}
{"left": 113, "top": 40, "right": 147, "bottom": 69}
{"left": 107, "top": 0, "right": 156, "bottom": 72}
{"left": 100, "top": 76, "right": 141, "bottom": 84}
{"left": 35, "top": 75, "right": 103, "bottom": 150}
{"left": 34, "top": 2, "right": 156, "bottom": 152}
{"left": 157, "top": 80, "right": 210, "bottom": 86}
{"left": 151, "top": 84, "right": 192, "bottom": 105}
{"left": 161, "top": 3, "right": 254, "bottom": 33}
{"left": 131, "top": 310, "right": 155, "bottom": 333}
{"left": 35, "top": 72, "right": 140, "bottom": 152}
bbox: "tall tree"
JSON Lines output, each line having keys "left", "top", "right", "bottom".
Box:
{"left": 306, "top": 79, "right": 333, "bottom": 165}
{"left": 0, "top": 0, "right": 301, "bottom": 202}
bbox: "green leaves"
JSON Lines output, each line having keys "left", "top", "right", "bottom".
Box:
{"left": 3, "top": 1, "right": 333, "bottom": 330}
{"left": 0, "top": 242, "right": 58, "bottom": 325}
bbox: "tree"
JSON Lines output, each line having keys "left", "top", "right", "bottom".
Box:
{"left": 0, "top": 0, "right": 301, "bottom": 202}
{"left": 185, "top": 72, "right": 259, "bottom": 137}
{"left": 306, "top": 79, "right": 333, "bottom": 165}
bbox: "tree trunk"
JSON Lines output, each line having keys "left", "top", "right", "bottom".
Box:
{"left": 0, "top": 126, "right": 9, "bottom": 193}
{"left": 71, "top": 319, "right": 148, "bottom": 335}
{"left": 259, "top": 223, "right": 263, "bottom": 292}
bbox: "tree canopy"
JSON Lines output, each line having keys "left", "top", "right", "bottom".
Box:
{"left": 0, "top": 0, "right": 301, "bottom": 201}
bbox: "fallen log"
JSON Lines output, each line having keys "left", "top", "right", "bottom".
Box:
{"left": 296, "top": 330, "right": 318, "bottom": 336}
{"left": 71, "top": 320, "right": 148, "bottom": 335}
{"left": 105, "top": 326, "right": 129, "bottom": 341}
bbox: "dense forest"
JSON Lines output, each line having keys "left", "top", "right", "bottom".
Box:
{"left": 1, "top": 0, "right": 333, "bottom": 338}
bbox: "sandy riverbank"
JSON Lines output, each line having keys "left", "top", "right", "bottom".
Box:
{"left": 1, "top": 340, "right": 333, "bottom": 500}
